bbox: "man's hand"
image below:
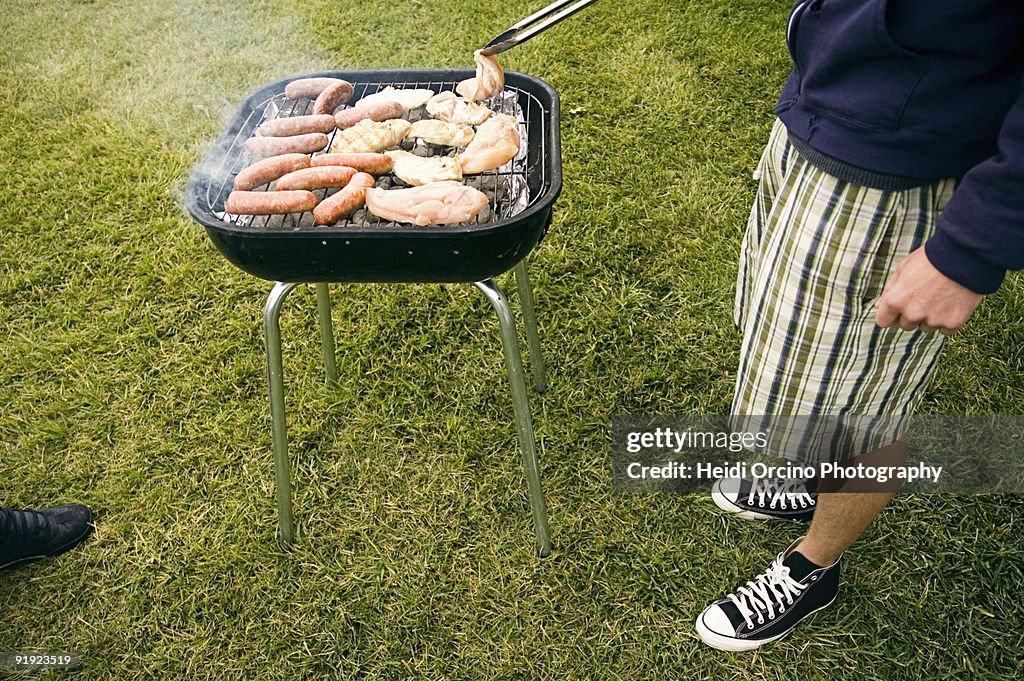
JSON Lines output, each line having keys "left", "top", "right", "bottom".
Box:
{"left": 875, "top": 247, "right": 984, "bottom": 335}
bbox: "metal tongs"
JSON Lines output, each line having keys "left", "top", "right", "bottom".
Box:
{"left": 480, "top": 0, "right": 600, "bottom": 56}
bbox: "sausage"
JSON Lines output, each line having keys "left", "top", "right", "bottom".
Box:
{"left": 257, "top": 114, "right": 336, "bottom": 137}
{"left": 233, "top": 153, "right": 311, "bottom": 191}
{"left": 225, "top": 190, "right": 318, "bottom": 215}
{"left": 284, "top": 77, "right": 352, "bottom": 100}
{"left": 334, "top": 100, "right": 404, "bottom": 129}
{"left": 311, "top": 152, "right": 394, "bottom": 175}
{"left": 243, "top": 132, "right": 328, "bottom": 158}
{"left": 313, "top": 172, "right": 376, "bottom": 225}
{"left": 275, "top": 165, "right": 357, "bottom": 191}
{"left": 312, "top": 81, "right": 356, "bottom": 115}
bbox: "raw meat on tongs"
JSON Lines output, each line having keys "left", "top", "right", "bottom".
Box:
{"left": 457, "top": 50, "right": 505, "bottom": 101}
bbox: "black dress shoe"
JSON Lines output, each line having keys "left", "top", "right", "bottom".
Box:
{"left": 0, "top": 504, "right": 94, "bottom": 570}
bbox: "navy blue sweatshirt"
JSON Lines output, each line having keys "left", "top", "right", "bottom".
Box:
{"left": 777, "top": 0, "right": 1024, "bottom": 294}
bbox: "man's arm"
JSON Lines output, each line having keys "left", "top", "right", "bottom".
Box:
{"left": 875, "top": 247, "right": 984, "bottom": 335}
{"left": 877, "top": 77, "right": 1024, "bottom": 334}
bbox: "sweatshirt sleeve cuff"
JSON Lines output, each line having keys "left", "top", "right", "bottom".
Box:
{"left": 924, "top": 229, "right": 1005, "bottom": 295}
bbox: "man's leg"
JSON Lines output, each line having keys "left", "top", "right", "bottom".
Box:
{"left": 698, "top": 119, "right": 955, "bottom": 651}
{"left": 695, "top": 440, "right": 905, "bottom": 651}
{"left": 799, "top": 439, "right": 906, "bottom": 566}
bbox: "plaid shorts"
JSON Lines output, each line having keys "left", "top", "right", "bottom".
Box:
{"left": 731, "top": 120, "right": 957, "bottom": 464}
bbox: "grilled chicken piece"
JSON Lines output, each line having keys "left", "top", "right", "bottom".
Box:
{"left": 330, "top": 118, "right": 412, "bottom": 153}
{"left": 457, "top": 114, "right": 521, "bottom": 174}
{"left": 456, "top": 50, "right": 505, "bottom": 101}
{"left": 385, "top": 150, "right": 463, "bottom": 186}
{"left": 356, "top": 86, "right": 435, "bottom": 112}
{"left": 365, "top": 181, "right": 488, "bottom": 226}
{"left": 407, "top": 119, "right": 476, "bottom": 148}
{"left": 426, "top": 91, "right": 492, "bottom": 126}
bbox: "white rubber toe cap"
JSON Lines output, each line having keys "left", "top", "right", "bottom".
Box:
{"left": 711, "top": 477, "right": 741, "bottom": 502}
{"left": 695, "top": 604, "right": 762, "bottom": 652}
{"left": 697, "top": 604, "right": 733, "bottom": 637}
{"left": 710, "top": 478, "right": 775, "bottom": 520}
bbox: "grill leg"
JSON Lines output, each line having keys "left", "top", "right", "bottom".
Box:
{"left": 514, "top": 260, "right": 547, "bottom": 394}
{"left": 315, "top": 283, "right": 339, "bottom": 386}
{"left": 474, "top": 278, "right": 552, "bottom": 558}
{"left": 264, "top": 281, "right": 299, "bottom": 551}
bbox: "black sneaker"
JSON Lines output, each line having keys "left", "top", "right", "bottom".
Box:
{"left": 695, "top": 538, "right": 840, "bottom": 651}
{"left": 711, "top": 476, "right": 816, "bottom": 522}
{"left": 0, "top": 505, "right": 94, "bottom": 570}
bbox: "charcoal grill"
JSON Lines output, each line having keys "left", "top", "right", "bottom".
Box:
{"left": 185, "top": 69, "right": 561, "bottom": 557}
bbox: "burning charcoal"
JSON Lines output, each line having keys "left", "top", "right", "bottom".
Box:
{"left": 361, "top": 208, "right": 386, "bottom": 225}
{"left": 493, "top": 180, "right": 510, "bottom": 205}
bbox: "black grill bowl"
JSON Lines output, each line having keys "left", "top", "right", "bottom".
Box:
{"left": 184, "top": 69, "right": 561, "bottom": 283}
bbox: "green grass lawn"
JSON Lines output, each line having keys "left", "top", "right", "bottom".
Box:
{"left": 2, "top": 0, "right": 1022, "bottom": 678}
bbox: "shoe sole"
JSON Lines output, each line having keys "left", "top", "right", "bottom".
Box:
{"left": 694, "top": 594, "right": 838, "bottom": 652}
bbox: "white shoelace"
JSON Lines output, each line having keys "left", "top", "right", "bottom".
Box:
{"left": 746, "top": 477, "right": 814, "bottom": 510}
{"left": 727, "top": 556, "right": 807, "bottom": 630}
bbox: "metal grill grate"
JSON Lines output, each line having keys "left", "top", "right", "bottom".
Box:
{"left": 204, "top": 78, "right": 548, "bottom": 231}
